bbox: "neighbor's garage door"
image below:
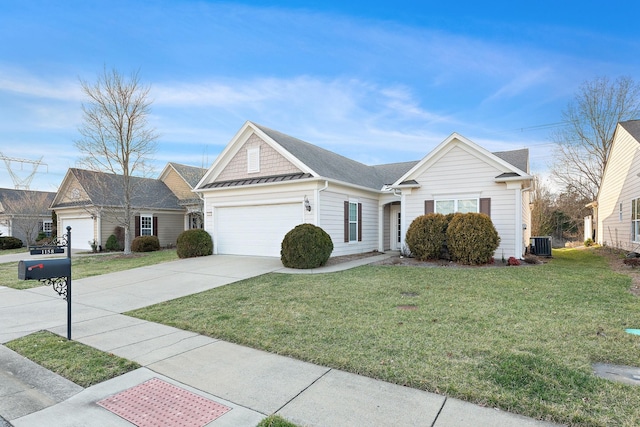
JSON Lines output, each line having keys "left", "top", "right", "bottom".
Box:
{"left": 61, "top": 217, "right": 94, "bottom": 250}
{"left": 216, "top": 204, "right": 301, "bottom": 256}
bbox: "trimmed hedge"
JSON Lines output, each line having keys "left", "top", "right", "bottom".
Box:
{"left": 405, "top": 213, "right": 450, "bottom": 260}
{"left": 446, "top": 213, "right": 500, "bottom": 265}
{"left": 131, "top": 235, "right": 160, "bottom": 252}
{"left": 176, "top": 229, "right": 213, "bottom": 258}
{"left": 0, "top": 236, "right": 23, "bottom": 249}
{"left": 281, "top": 224, "right": 333, "bottom": 269}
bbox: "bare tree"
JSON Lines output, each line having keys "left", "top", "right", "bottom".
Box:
{"left": 75, "top": 68, "right": 158, "bottom": 254}
{"left": 7, "top": 190, "right": 54, "bottom": 245}
{"left": 529, "top": 176, "right": 554, "bottom": 237}
{"left": 551, "top": 76, "right": 640, "bottom": 201}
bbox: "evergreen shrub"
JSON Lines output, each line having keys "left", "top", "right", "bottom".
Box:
{"left": 0, "top": 236, "right": 23, "bottom": 249}
{"left": 176, "top": 229, "right": 213, "bottom": 258}
{"left": 281, "top": 224, "right": 333, "bottom": 269}
{"left": 405, "top": 213, "right": 449, "bottom": 260}
{"left": 105, "top": 234, "right": 121, "bottom": 251}
{"left": 131, "top": 235, "right": 160, "bottom": 252}
{"left": 446, "top": 213, "right": 500, "bottom": 265}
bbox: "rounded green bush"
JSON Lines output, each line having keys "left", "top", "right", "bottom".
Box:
{"left": 446, "top": 213, "right": 500, "bottom": 265}
{"left": 176, "top": 229, "right": 213, "bottom": 258}
{"left": 405, "top": 213, "right": 450, "bottom": 260}
{"left": 131, "top": 235, "right": 160, "bottom": 252}
{"left": 105, "top": 234, "right": 121, "bottom": 251}
{"left": 281, "top": 224, "right": 333, "bottom": 269}
{"left": 0, "top": 236, "right": 23, "bottom": 249}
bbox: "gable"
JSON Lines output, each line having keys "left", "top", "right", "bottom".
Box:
{"left": 162, "top": 168, "right": 196, "bottom": 200}
{"left": 214, "top": 133, "right": 303, "bottom": 183}
{"left": 395, "top": 134, "right": 530, "bottom": 186}
{"left": 54, "top": 172, "right": 92, "bottom": 206}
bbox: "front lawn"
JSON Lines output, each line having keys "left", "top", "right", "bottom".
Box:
{"left": 128, "top": 249, "right": 640, "bottom": 426}
{"left": 0, "top": 250, "right": 179, "bottom": 289}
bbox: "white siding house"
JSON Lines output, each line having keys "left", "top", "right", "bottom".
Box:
{"left": 595, "top": 120, "right": 640, "bottom": 251}
{"left": 195, "top": 121, "right": 533, "bottom": 259}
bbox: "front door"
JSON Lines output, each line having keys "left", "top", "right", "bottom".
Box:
{"left": 390, "top": 205, "right": 401, "bottom": 250}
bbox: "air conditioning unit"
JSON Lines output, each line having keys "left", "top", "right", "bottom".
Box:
{"left": 529, "top": 236, "right": 552, "bottom": 257}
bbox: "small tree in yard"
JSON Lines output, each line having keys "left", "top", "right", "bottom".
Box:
{"left": 6, "top": 190, "right": 53, "bottom": 245}
{"left": 75, "top": 67, "right": 158, "bottom": 255}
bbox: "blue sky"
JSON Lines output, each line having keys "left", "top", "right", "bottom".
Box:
{"left": 1, "top": 1, "right": 639, "bottom": 191}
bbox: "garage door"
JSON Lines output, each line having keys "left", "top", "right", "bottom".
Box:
{"left": 216, "top": 204, "right": 302, "bottom": 256}
{"left": 61, "top": 217, "right": 94, "bottom": 250}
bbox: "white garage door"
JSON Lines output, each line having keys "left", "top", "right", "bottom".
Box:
{"left": 216, "top": 204, "right": 302, "bottom": 256}
{"left": 61, "top": 217, "right": 94, "bottom": 250}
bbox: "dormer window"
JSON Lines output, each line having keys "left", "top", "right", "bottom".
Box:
{"left": 247, "top": 147, "right": 260, "bottom": 173}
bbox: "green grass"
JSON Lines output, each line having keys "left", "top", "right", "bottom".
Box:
{"left": 257, "top": 415, "right": 300, "bottom": 427}
{"left": 0, "top": 249, "right": 178, "bottom": 289}
{"left": 128, "top": 248, "right": 640, "bottom": 426}
{"left": 0, "top": 248, "right": 29, "bottom": 255}
{"left": 6, "top": 330, "right": 140, "bottom": 387}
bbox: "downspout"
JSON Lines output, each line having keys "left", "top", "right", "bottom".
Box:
{"left": 315, "top": 180, "right": 328, "bottom": 226}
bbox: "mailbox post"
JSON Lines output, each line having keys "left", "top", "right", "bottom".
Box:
{"left": 18, "top": 227, "right": 72, "bottom": 340}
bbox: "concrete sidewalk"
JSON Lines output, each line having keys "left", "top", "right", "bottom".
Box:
{"left": 0, "top": 253, "right": 563, "bottom": 426}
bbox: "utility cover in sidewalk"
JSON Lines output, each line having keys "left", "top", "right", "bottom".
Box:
{"left": 97, "top": 377, "right": 231, "bottom": 427}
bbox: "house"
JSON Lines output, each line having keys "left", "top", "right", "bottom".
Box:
{"left": 593, "top": 120, "right": 640, "bottom": 251}
{"left": 50, "top": 164, "right": 206, "bottom": 250}
{"left": 0, "top": 188, "right": 56, "bottom": 245}
{"left": 194, "top": 121, "right": 532, "bottom": 258}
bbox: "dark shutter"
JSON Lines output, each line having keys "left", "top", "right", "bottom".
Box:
{"left": 425, "top": 200, "right": 434, "bottom": 214}
{"left": 480, "top": 198, "right": 491, "bottom": 217}
{"left": 153, "top": 216, "right": 158, "bottom": 237}
{"left": 135, "top": 216, "right": 140, "bottom": 237}
{"left": 358, "top": 203, "right": 362, "bottom": 242}
{"left": 344, "top": 201, "right": 349, "bottom": 242}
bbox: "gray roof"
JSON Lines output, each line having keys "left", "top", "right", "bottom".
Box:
{"left": 493, "top": 148, "right": 529, "bottom": 173}
{"left": 168, "top": 162, "right": 207, "bottom": 189}
{"left": 52, "top": 169, "right": 182, "bottom": 210}
{"left": 0, "top": 188, "right": 55, "bottom": 215}
{"left": 253, "top": 123, "right": 530, "bottom": 189}
{"left": 620, "top": 120, "right": 640, "bottom": 140}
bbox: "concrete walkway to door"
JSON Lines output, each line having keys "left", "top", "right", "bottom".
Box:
{"left": 0, "top": 252, "right": 562, "bottom": 427}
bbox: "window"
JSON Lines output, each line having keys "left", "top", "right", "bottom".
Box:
{"left": 140, "top": 215, "right": 153, "bottom": 236}
{"left": 620, "top": 202, "right": 624, "bottom": 221}
{"left": 435, "top": 198, "right": 478, "bottom": 214}
{"left": 42, "top": 220, "right": 52, "bottom": 237}
{"left": 633, "top": 199, "right": 640, "bottom": 242}
{"left": 397, "top": 212, "right": 401, "bottom": 244}
{"left": 349, "top": 202, "right": 358, "bottom": 242}
{"left": 247, "top": 147, "right": 260, "bottom": 173}
{"left": 344, "top": 201, "right": 362, "bottom": 242}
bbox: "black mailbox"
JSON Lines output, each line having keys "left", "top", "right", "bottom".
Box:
{"left": 18, "top": 258, "right": 71, "bottom": 280}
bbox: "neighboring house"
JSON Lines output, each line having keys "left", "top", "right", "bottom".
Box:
{"left": 0, "top": 188, "right": 56, "bottom": 245}
{"left": 159, "top": 162, "right": 207, "bottom": 229}
{"left": 194, "top": 121, "right": 532, "bottom": 258}
{"left": 50, "top": 165, "right": 206, "bottom": 250}
{"left": 593, "top": 120, "right": 640, "bottom": 251}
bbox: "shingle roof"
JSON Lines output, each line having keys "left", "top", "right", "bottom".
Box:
{"left": 0, "top": 188, "right": 55, "bottom": 215}
{"left": 252, "top": 123, "right": 530, "bottom": 190}
{"left": 620, "top": 120, "right": 640, "bottom": 140}
{"left": 168, "top": 163, "right": 207, "bottom": 189}
{"left": 493, "top": 148, "right": 529, "bottom": 173}
{"left": 54, "top": 169, "right": 182, "bottom": 210}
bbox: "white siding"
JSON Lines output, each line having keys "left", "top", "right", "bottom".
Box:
{"left": 598, "top": 126, "right": 640, "bottom": 250}
{"left": 403, "top": 144, "right": 520, "bottom": 258}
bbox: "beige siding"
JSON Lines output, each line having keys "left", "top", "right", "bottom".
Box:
{"left": 57, "top": 174, "right": 91, "bottom": 204}
{"left": 162, "top": 168, "right": 194, "bottom": 200}
{"left": 319, "top": 184, "right": 379, "bottom": 257}
{"left": 404, "top": 144, "right": 519, "bottom": 258}
{"left": 216, "top": 134, "right": 302, "bottom": 182}
{"left": 598, "top": 127, "right": 640, "bottom": 250}
{"left": 98, "top": 210, "right": 184, "bottom": 248}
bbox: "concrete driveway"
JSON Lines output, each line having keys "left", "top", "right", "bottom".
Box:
{"left": 0, "top": 254, "right": 284, "bottom": 343}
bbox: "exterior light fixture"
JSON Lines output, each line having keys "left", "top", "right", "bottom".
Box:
{"left": 304, "top": 196, "right": 311, "bottom": 212}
